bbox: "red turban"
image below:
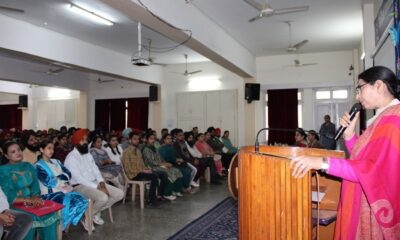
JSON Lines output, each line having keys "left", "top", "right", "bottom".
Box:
{"left": 215, "top": 128, "right": 221, "bottom": 136}
{"left": 71, "top": 129, "right": 88, "bottom": 145}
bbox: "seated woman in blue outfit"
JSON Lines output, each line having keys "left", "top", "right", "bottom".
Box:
{"left": 35, "top": 140, "right": 88, "bottom": 231}
{"left": 0, "top": 141, "right": 60, "bottom": 240}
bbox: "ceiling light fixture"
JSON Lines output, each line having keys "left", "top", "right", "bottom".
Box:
{"left": 69, "top": 3, "right": 113, "bottom": 26}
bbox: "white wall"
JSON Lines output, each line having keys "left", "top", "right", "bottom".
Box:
{"left": 0, "top": 92, "right": 19, "bottom": 105}
{"left": 255, "top": 50, "right": 356, "bottom": 138}
{"left": 162, "top": 61, "right": 246, "bottom": 146}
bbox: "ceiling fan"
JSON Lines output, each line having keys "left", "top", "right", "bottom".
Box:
{"left": 0, "top": 5, "right": 25, "bottom": 14}
{"left": 31, "top": 68, "right": 64, "bottom": 76}
{"left": 286, "top": 59, "right": 318, "bottom": 67}
{"left": 285, "top": 21, "right": 308, "bottom": 53}
{"left": 244, "top": 0, "right": 309, "bottom": 22}
{"left": 96, "top": 77, "right": 115, "bottom": 84}
{"left": 170, "top": 54, "right": 202, "bottom": 77}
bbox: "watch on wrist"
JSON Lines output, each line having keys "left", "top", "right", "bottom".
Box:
{"left": 320, "top": 157, "right": 329, "bottom": 173}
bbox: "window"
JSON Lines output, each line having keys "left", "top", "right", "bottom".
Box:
{"left": 315, "top": 89, "right": 349, "bottom": 100}
{"left": 316, "top": 91, "right": 331, "bottom": 99}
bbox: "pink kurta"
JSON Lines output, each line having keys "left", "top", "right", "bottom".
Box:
{"left": 328, "top": 104, "right": 400, "bottom": 239}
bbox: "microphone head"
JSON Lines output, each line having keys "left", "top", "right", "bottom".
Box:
{"left": 350, "top": 103, "right": 362, "bottom": 113}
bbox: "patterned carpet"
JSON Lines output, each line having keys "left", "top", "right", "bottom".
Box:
{"left": 168, "top": 197, "right": 238, "bottom": 240}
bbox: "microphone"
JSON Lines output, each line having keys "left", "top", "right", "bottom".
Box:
{"left": 334, "top": 103, "right": 362, "bottom": 141}
{"left": 254, "top": 128, "right": 296, "bottom": 152}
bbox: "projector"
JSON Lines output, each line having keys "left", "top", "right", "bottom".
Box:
{"left": 131, "top": 57, "right": 151, "bottom": 66}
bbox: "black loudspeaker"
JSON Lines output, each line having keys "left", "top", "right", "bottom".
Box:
{"left": 245, "top": 83, "right": 260, "bottom": 103}
{"left": 18, "top": 95, "right": 28, "bottom": 108}
{"left": 149, "top": 85, "right": 159, "bottom": 102}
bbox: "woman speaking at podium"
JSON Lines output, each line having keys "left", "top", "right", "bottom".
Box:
{"left": 291, "top": 66, "right": 400, "bottom": 239}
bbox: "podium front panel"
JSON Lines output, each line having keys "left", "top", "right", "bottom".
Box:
{"left": 238, "top": 146, "right": 344, "bottom": 240}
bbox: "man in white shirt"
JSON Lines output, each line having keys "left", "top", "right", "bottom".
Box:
{"left": 64, "top": 129, "right": 124, "bottom": 226}
{"left": 0, "top": 187, "right": 32, "bottom": 240}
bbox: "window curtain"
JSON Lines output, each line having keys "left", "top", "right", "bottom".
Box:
{"left": 0, "top": 104, "right": 22, "bottom": 129}
{"left": 109, "top": 99, "right": 126, "bottom": 132}
{"left": 95, "top": 99, "right": 110, "bottom": 132}
{"left": 127, "top": 98, "right": 148, "bottom": 131}
{"left": 267, "top": 89, "right": 298, "bottom": 145}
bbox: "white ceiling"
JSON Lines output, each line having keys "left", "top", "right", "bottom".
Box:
{"left": 193, "top": 0, "right": 363, "bottom": 56}
{"left": 0, "top": 0, "right": 209, "bottom": 64}
{"left": 0, "top": 0, "right": 363, "bottom": 64}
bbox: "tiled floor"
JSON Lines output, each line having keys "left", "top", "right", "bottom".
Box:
{"left": 65, "top": 181, "right": 229, "bottom": 240}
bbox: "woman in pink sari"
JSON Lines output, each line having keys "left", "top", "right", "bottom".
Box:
{"left": 291, "top": 66, "right": 400, "bottom": 239}
{"left": 194, "top": 133, "right": 224, "bottom": 176}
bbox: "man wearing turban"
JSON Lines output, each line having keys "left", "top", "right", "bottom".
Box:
{"left": 64, "top": 129, "right": 124, "bottom": 227}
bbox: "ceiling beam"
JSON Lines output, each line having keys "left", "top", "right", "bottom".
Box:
{"left": 100, "top": 0, "right": 255, "bottom": 78}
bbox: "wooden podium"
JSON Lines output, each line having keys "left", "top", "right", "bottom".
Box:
{"left": 230, "top": 145, "right": 345, "bottom": 240}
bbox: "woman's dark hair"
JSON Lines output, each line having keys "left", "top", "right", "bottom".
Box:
{"left": 223, "top": 130, "right": 229, "bottom": 137}
{"left": 38, "top": 139, "right": 54, "bottom": 160}
{"left": 1, "top": 141, "right": 19, "bottom": 165}
{"left": 196, "top": 133, "right": 204, "bottom": 140}
{"left": 358, "top": 66, "right": 399, "bottom": 98}
{"left": 295, "top": 128, "right": 307, "bottom": 138}
{"left": 91, "top": 135, "right": 102, "bottom": 148}
{"left": 161, "top": 133, "right": 171, "bottom": 141}
{"left": 108, "top": 135, "right": 121, "bottom": 156}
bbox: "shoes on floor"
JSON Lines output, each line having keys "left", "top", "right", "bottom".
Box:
{"left": 190, "top": 181, "right": 200, "bottom": 188}
{"left": 81, "top": 219, "right": 95, "bottom": 232}
{"left": 163, "top": 195, "right": 177, "bottom": 201}
{"left": 93, "top": 213, "right": 105, "bottom": 225}
{"left": 173, "top": 191, "right": 183, "bottom": 197}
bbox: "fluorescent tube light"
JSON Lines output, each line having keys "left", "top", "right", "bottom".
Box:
{"left": 188, "top": 76, "right": 221, "bottom": 90}
{"left": 69, "top": 4, "right": 114, "bottom": 26}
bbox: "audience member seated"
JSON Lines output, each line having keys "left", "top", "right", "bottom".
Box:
{"left": 160, "top": 128, "right": 169, "bottom": 139}
{"left": 206, "top": 127, "right": 233, "bottom": 171}
{"left": 294, "top": 128, "right": 308, "bottom": 147}
{"left": 184, "top": 131, "right": 220, "bottom": 185}
{"left": 159, "top": 132, "right": 196, "bottom": 191}
{"left": 21, "top": 130, "right": 39, "bottom": 164}
{"left": 105, "top": 135, "right": 123, "bottom": 166}
{"left": 121, "top": 128, "right": 132, "bottom": 151}
{"left": 191, "top": 127, "right": 199, "bottom": 139}
{"left": 220, "top": 130, "right": 238, "bottom": 155}
{"left": 307, "top": 130, "right": 323, "bottom": 149}
{"left": 142, "top": 134, "right": 183, "bottom": 200}
{"left": 35, "top": 140, "right": 89, "bottom": 231}
{"left": 0, "top": 141, "right": 60, "bottom": 240}
{"left": 64, "top": 129, "right": 124, "bottom": 227}
{"left": 0, "top": 186, "right": 32, "bottom": 240}
{"left": 121, "top": 132, "right": 160, "bottom": 207}
{"left": 197, "top": 132, "right": 225, "bottom": 177}
{"left": 90, "top": 135, "right": 125, "bottom": 190}
{"left": 53, "top": 134, "right": 71, "bottom": 164}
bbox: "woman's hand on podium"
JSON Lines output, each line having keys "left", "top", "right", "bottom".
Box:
{"left": 290, "top": 156, "right": 324, "bottom": 178}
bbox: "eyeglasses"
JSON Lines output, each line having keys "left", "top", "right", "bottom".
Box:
{"left": 355, "top": 83, "right": 368, "bottom": 94}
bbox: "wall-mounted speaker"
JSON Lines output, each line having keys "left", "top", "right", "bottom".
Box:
{"left": 149, "top": 85, "right": 159, "bottom": 102}
{"left": 245, "top": 83, "right": 260, "bottom": 103}
{"left": 18, "top": 95, "right": 28, "bottom": 108}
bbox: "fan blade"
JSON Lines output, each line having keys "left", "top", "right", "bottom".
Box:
{"left": 249, "top": 13, "right": 263, "bottom": 22}
{"left": 168, "top": 71, "right": 184, "bottom": 76}
{"left": 292, "top": 40, "right": 308, "bottom": 49}
{"left": 49, "top": 68, "right": 64, "bottom": 74}
{"left": 0, "top": 6, "right": 25, "bottom": 13}
{"left": 274, "top": 6, "right": 309, "bottom": 15}
{"left": 243, "top": 0, "right": 266, "bottom": 11}
{"left": 188, "top": 70, "right": 202, "bottom": 75}
{"left": 300, "top": 63, "right": 318, "bottom": 66}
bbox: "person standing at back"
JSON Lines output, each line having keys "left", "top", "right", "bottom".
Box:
{"left": 319, "top": 114, "right": 336, "bottom": 150}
